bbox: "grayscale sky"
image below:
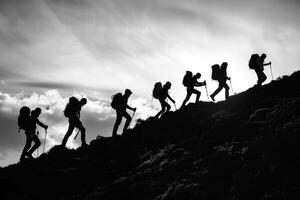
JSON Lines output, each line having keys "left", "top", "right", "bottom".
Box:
{"left": 0, "top": 0, "right": 299, "bottom": 166}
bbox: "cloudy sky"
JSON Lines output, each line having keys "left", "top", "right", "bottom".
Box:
{"left": 0, "top": 0, "right": 299, "bottom": 166}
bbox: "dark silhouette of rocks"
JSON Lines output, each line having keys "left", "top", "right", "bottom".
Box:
{"left": 1, "top": 71, "right": 300, "bottom": 200}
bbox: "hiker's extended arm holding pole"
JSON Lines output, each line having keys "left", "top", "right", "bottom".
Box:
{"left": 36, "top": 119, "right": 48, "bottom": 130}
{"left": 196, "top": 80, "right": 206, "bottom": 87}
{"left": 167, "top": 94, "right": 175, "bottom": 104}
{"left": 264, "top": 61, "right": 271, "bottom": 66}
{"left": 126, "top": 105, "right": 136, "bottom": 112}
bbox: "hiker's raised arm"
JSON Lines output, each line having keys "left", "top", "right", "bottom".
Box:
{"left": 264, "top": 62, "right": 271, "bottom": 66}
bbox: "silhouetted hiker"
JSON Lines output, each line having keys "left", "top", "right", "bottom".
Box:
{"left": 154, "top": 81, "right": 175, "bottom": 118}
{"left": 18, "top": 107, "right": 48, "bottom": 161}
{"left": 26, "top": 108, "right": 48, "bottom": 158}
{"left": 180, "top": 72, "right": 206, "bottom": 108}
{"left": 210, "top": 62, "right": 230, "bottom": 101}
{"left": 62, "top": 97, "right": 87, "bottom": 147}
{"left": 111, "top": 89, "right": 137, "bottom": 137}
{"left": 249, "top": 53, "right": 271, "bottom": 87}
{"left": 18, "top": 106, "right": 31, "bottom": 161}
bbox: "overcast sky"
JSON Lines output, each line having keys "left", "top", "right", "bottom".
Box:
{"left": 0, "top": 0, "right": 299, "bottom": 166}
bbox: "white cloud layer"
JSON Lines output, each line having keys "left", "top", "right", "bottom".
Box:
{"left": 0, "top": 89, "right": 156, "bottom": 166}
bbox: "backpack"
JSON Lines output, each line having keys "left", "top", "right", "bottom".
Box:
{"left": 18, "top": 106, "right": 30, "bottom": 131}
{"left": 111, "top": 93, "right": 123, "bottom": 110}
{"left": 64, "top": 96, "right": 79, "bottom": 118}
{"left": 152, "top": 82, "right": 163, "bottom": 99}
{"left": 211, "top": 64, "right": 220, "bottom": 80}
{"left": 249, "top": 54, "right": 259, "bottom": 69}
{"left": 182, "top": 71, "right": 193, "bottom": 87}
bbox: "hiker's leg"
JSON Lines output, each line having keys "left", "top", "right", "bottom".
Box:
{"left": 27, "top": 134, "right": 41, "bottom": 156}
{"left": 20, "top": 133, "right": 32, "bottom": 160}
{"left": 80, "top": 126, "right": 86, "bottom": 146}
{"left": 180, "top": 90, "right": 192, "bottom": 108}
{"left": 73, "top": 119, "right": 87, "bottom": 146}
{"left": 255, "top": 69, "right": 263, "bottom": 86}
{"left": 261, "top": 71, "right": 267, "bottom": 84}
{"left": 224, "top": 83, "right": 230, "bottom": 100}
{"left": 166, "top": 102, "right": 171, "bottom": 112}
{"left": 192, "top": 89, "right": 201, "bottom": 103}
{"left": 112, "top": 111, "right": 122, "bottom": 136}
{"left": 154, "top": 100, "right": 166, "bottom": 118}
{"left": 62, "top": 121, "right": 75, "bottom": 146}
{"left": 211, "top": 82, "right": 222, "bottom": 98}
{"left": 123, "top": 112, "right": 132, "bottom": 133}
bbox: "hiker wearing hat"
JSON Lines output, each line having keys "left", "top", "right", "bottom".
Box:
{"left": 154, "top": 81, "right": 175, "bottom": 119}
{"left": 111, "top": 89, "right": 137, "bottom": 137}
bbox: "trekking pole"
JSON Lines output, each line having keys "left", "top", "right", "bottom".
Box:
{"left": 74, "top": 128, "right": 80, "bottom": 140}
{"left": 36, "top": 130, "right": 39, "bottom": 158}
{"left": 173, "top": 102, "right": 177, "bottom": 111}
{"left": 229, "top": 79, "right": 234, "bottom": 94}
{"left": 129, "top": 110, "right": 136, "bottom": 128}
{"left": 42, "top": 129, "right": 47, "bottom": 154}
{"left": 204, "top": 83, "right": 209, "bottom": 101}
{"left": 270, "top": 63, "right": 274, "bottom": 80}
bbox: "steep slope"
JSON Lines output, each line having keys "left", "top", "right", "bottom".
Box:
{"left": 1, "top": 71, "right": 300, "bottom": 200}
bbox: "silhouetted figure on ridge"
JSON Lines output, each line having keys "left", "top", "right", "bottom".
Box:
{"left": 249, "top": 53, "right": 271, "bottom": 87}
{"left": 210, "top": 62, "right": 230, "bottom": 101}
{"left": 62, "top": 97, "right": 87, "bottom": 147}
{"left": 111, "top": 89, "right": 136, "bottom": 137}
{"left": 153, "top": 81, "right": 175, "bottom": 119}
{"left": 18, "top": 106, "right": 31, "bottom": 161}
{"left": 180, "top": 71, "right": 206, "bottom": 108}
{"left": 18, "top": 107, "right": 48, "bottom": 161}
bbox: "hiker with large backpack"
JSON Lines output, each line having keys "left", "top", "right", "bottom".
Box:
{"left": 19, "top": 106, "right": 31, "bottom": 161}
{"left": 18, "top": 107, "right": 48, "bottom": 161}
{"left": 210, "top": 62, "right": 230, "bottom": 101}
{"left": 154, "top": 81, "right": 176, "bottom": 118}
{"left": 27, "top": 108, "right": 48, "bottom": 158}
{"left": 62, "top": 97, "right": 87, "bottom": 147}
{"left": 180, "top": 71, "right": 206, "bottom": 108}
{"left": 249, "top": 53, "right": 271, "bottom": 87}
{"left": 111, "top": 89, "right": 137, "bottom": 137}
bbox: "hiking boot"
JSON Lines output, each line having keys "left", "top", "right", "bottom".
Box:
{"left": 26, "top": 153, "right": 34, "bottom": 160}
{"left": 20, "top": 156, "right": 26, "bottom": 163}
{"left": 210, "top": 95, "right": 215, "bottom": 102}
{"left": 81, "top": 142, "right": 88, "bottom": 148}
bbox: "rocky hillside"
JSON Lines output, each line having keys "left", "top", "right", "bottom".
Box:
{"left": 1, "top": 71, "right": 300, "bottom": 200}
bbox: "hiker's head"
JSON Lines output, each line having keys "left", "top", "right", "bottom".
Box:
{"left": 186, "top": 71, "right": 192, "bottom": 76}
{"left": 34, "top": 108, "right": 41, "bottom": 115}
{"left": 20, "top": 106, "right": 30, "bottom": 116}
{"left": 124, "top": 89, "right": 132, "bottom": 96}
{"left": 195, "top": 73, "right": 201, "bottom": 79}
{"left": 221, "top": 62, "right": 228, "bottom": 69}
{"left": 261, "top": 53, "right": 267, "bottom": 60}
{"left": 164, "top": 81, "right": 171, "bottom": 89}
{"left": 69, "top": 96, "right": 78, "bottom": 103}
{"left": 80, "top": 98, "right": 87, "bottom": 106}
{"left": 32, "top": 107, "right": 41, "bottom": 117}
